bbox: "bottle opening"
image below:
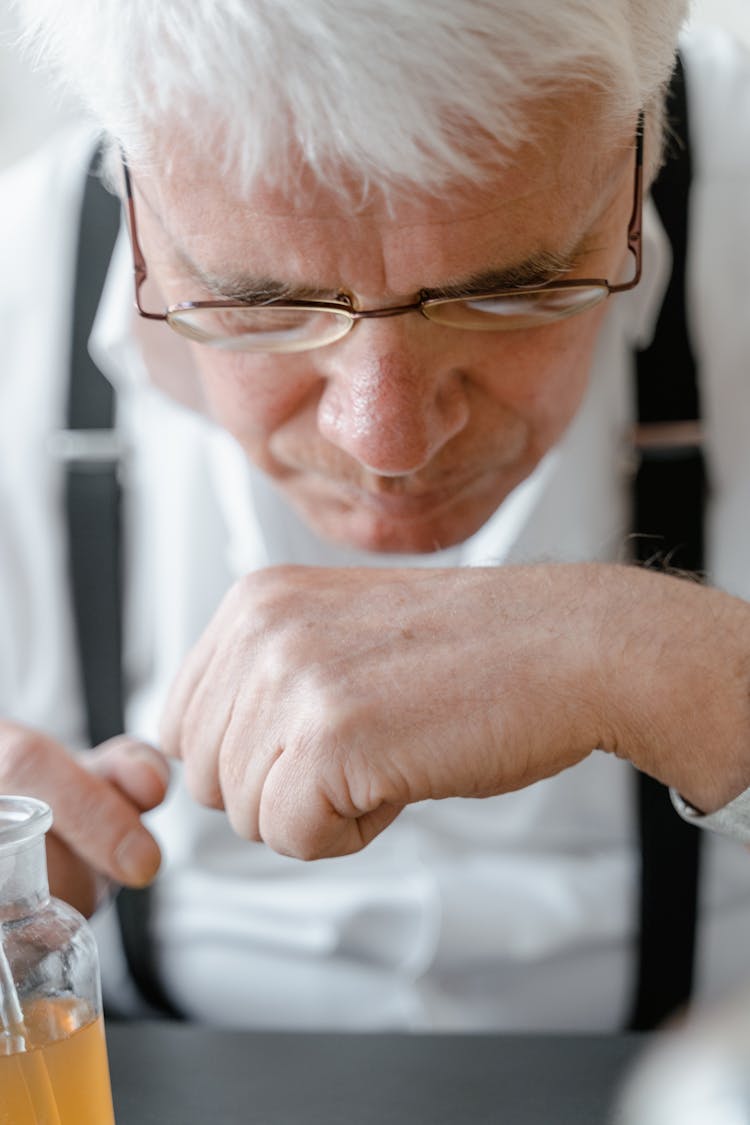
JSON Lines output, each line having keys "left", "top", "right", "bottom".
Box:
{"left": 0, "top": 798, "right": 53, "bottom": 856}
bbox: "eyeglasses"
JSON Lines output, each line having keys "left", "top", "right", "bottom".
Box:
{"left": 122, "top": 116, "right": 643, "bottom": 355}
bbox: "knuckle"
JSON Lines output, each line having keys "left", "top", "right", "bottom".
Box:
{"left": 261, "top": 627, "right": 308, "bottom": 684}
{"left": 299, "top": 678, "right": 364, "bottom": 742}
{"left": 232, "top": 566, "right": 283, "bottom": 606}
{"left": 233, "top": 566, "right": 308, "bottom": 630}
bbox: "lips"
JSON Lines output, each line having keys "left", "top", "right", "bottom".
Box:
{"left": 276, "top": 459, "right": 501, "bottom": 532}
{"left": 333, "top": 478, "right": 479, "bottom": 519}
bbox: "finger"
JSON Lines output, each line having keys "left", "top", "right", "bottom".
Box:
{"left": 219, "top": 716, "right": 283, "bottom": 841}
{"left": 85, "top": 736, "right": 171, "bottom": 811}
{"left": 258, "top": 751, "right": 403, "bottom": 860}
{"left": 176, "top": 653, "right": 236, "bottom": 809}
{"left": 164, "top": 631, "right": 249, "bottom": 810}
{"left": 262, "top": 788, "right": 402, "bottom": 860}
{"left": 0, "top": 730, "right": 162, "bottom": 887}
{"left": 159, "top": 632, "right": 220, "bottom": 759}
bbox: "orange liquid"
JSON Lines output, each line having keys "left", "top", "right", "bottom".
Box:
{"left": 0, "top": 1000, "right": 115, "bottom": 1125}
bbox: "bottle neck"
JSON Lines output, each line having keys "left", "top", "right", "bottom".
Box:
{"left": 0, "top": 838, "right": 50, "bottom": 923}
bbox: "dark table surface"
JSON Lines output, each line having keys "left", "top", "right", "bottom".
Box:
{"left": 106, "top": 1022, "right": 645, "bottom": 1124}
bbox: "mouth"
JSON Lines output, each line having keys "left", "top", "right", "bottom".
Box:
{"left": 267, "top": 458, "right": 529, "bottom": 553}
{"left": 286, "top": 462, "right": 498, "bottom": 528}
{"left": 333, "top": 478, "right": 477, "bottom": 520}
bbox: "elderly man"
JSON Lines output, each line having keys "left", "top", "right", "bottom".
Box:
{"left": 2, "top": 0, "right": 750, "bottom": 1029}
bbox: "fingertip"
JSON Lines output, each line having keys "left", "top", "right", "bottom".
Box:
{"left": 128, "top": 743, "right": 172, "bottom": 790}
{"left": 113, "top": 827, "right": 162, "bottom": 886}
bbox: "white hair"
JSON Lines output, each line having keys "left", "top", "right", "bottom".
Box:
{"left": 14, "top": 0, "right": 688, "bottom": 200}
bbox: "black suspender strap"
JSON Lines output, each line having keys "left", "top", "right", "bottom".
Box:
{"left": 628, "top": 57, "right": 705, "bottom": 1031}
{"left": 65, "top": 156, "right": 125, "bottom": 748}
{"left": 66, "top": 151, "right": 183, "bottom": 1020}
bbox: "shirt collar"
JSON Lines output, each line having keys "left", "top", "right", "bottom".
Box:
{"left": 88, "top": 221, "right": 148, "bottom": 395}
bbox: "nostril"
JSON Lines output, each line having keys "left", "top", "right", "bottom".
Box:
{"left": 437, "top": 372, "right": 471, "bottom": 435}
{"left": 316, "top": 364, "right": 470, "bottom": 476}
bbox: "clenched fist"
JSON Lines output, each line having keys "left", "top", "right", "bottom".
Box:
{"left": 160, "top": 561, "right": 750, "bottom": 860}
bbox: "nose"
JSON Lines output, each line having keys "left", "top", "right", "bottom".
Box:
{"left": 315, "top": 319, "right": 470, "bottom": 476}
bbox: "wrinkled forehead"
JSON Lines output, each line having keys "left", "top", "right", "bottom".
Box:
{"left": 132, "top": 90, "right": 634, "bottom": 292}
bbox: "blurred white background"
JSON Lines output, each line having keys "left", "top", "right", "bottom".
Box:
{"left": 1, "top": 0, "right": 750, "bottom": 170}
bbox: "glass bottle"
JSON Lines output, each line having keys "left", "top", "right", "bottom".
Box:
{"left": 0, "top": 795, "right": 116, "bottom": 1124}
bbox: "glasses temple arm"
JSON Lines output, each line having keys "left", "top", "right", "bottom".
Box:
{"left": 121, "top": 151, "right": 168, "bottom": 321}
{"left": 627, "top": 112, "right": 645, "bottom": 270}
{"left": 609, "top": 111, "right": 645, "bottom": 294}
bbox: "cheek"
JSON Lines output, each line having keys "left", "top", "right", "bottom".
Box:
{"left": 192, "top": 350, "right": 319, "bottom": 450}
{"left": 481, "top": 311, "right": 605, "bottom": 446}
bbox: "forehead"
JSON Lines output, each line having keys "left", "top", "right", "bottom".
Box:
{"left": 143, "top": 94, "right": 629, "bottom": 297}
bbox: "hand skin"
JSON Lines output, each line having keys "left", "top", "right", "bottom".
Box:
{"left": 160, "top": 562, "right": 750, "bottom": 861}
{"left": 0, "top": 725, "right": 169, "bottom": 916}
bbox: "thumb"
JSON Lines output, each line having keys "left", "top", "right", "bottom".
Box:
{"left": 85, "top": 735, "right": 171, "bottom": 812}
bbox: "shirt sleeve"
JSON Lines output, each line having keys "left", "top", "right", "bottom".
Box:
{"left": 670, "top": 786, "right": 750, "bottom": 845}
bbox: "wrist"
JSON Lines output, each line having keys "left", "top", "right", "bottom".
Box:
{"left": 585, "top": 567, "right": 750, "bottom": 810}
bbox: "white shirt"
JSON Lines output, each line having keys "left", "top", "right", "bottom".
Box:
{"left": 1, "top": 27, "right": 750, "bottom": 1031}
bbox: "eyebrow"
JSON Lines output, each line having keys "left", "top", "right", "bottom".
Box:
{"left": 174, "top": 243, "right": 584, "bottom": 305}
{"left": 421, "top": 248, "right": 581, "bottom": 300}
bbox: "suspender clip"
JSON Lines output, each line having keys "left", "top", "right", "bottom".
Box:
{"left": 631, "top": 420, "right": 703, "bottom": 461}
{"left": 49, "top": 428, "right": 128, "bottom": 469}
